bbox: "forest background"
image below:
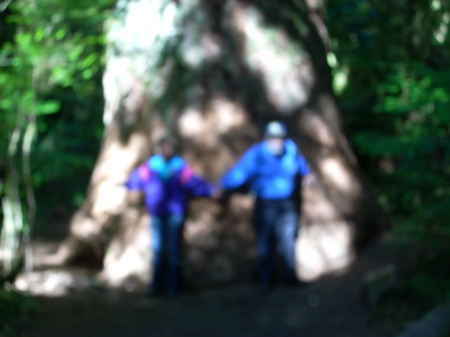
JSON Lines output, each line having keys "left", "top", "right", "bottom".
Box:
{"left": 1, "top": 0, "right": 450, "bottom": 335}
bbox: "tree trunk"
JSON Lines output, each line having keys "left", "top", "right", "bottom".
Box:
{"left": 48, "top": 0, "right": 385, "bottom": 288}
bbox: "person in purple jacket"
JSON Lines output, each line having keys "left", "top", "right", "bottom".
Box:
{"left": 124, "top": 136, "right": 215, "bottom": 298}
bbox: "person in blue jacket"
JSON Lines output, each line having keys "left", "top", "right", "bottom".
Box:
{"left": 220, "top": 121, "right": 313, "bottom": 293}
{"left": 124, "top": 136, "right": 215, "bottom": 298}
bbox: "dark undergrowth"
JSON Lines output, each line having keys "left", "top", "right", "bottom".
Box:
{"left": 367, "top": 235, "right": 450, "bottom": 334}
{"left": 0, "top": 286, "right": 37, "bottom": 337}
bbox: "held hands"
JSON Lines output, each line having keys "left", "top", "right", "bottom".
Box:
{"left": 212, "top": 186, "right": 224, "bottom": 201}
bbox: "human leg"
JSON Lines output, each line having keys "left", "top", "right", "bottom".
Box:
{"left": 254, "top": 198, "right": 277, "bottom": 291}
{"left": 274, "top": 199, "right": 299, "bottom": 283}
{"left": 165, "top": 213, "right": 184, "bottom": 296}
{"left": 150, "top": 215, "right": 166, "bottom": 293}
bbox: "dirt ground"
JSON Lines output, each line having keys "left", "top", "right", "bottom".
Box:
{"left": 15, "top": 238, "right": 421, "bottom": 337}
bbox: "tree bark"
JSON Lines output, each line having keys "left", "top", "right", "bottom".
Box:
{"left": 48, "top": 0, "right": 385, "bottom": 288}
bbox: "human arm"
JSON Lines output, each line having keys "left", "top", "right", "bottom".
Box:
{"left": 123, "top": 163, "right": 149, "bottom": 190}
{"left": 219, "top": 145, "right": 258, "bottom": 191}
{"left": 297, "top": 154, "right": 310, "bottom": 177}
{"left": 297, "top": 154, "right": 316, "bottom": 188}
{"left": 180, "top": 165, "right": 216, "bottom": 197}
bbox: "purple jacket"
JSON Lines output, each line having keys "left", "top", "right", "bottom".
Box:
{"left": 125, "top": 155, "right": 214, "bottom": 216}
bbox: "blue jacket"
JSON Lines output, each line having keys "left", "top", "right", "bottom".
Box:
{"left": 125, "top": 155, "right": 214, "bottom": 216}
{"left": 220, "top": 139, "right": 310, "bottom": 199}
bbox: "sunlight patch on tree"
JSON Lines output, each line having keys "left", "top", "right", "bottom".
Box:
{"left": 296, "top": 220, "right": 353, "bottom": 281}
{"left": 178, "top": 96, "right": 247, "bottom": 142}
{"left": 233, "top": 4, "right": 313, "bottom": 114}
{"left": 320, "top": 157, "right": 357, "bottom": 195}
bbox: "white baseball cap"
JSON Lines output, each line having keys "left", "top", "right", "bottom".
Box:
{"left": 264, "top": 121, "right": 287, "bottom": 138}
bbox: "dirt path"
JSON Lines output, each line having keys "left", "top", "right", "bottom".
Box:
{"left": 18, "top": 284, "right": 373, "bottom": 337}
{"left": 15, "top": 239, "right": 418, "bottom": 337}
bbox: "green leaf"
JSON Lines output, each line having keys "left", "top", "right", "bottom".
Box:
{"left": 35, "top": 101, "right": 60, "bottom": 115}
{"left": 55, "top": 28, "right": 66, "bottom": 41}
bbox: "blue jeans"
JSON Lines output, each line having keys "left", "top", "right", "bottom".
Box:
{"left": 254, "top": 198, "right": 299, "bottom": 287}
{"left": 150, "top": 214, "right": 184, "bottom": 294}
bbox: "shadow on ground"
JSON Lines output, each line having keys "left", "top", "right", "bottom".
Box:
{"left": 16, "top": 238, "right": 424, "bottom": 337}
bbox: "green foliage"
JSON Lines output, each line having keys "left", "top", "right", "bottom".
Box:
{"left": 328, "top": 1, "right": 450, "bottom": 316}
{"left": 408, "top": 247, "right": 450, "bottom": 303}
{"left": 0, "top": 1, "right": 111, "bottom": 296}
{"left": 0, "top": 286, "right": 37, "bottom": 337}
{"left": 365, "top": 242, "right": 450, "bottom": 330}
{"left": 0, "top": 1, "right": 113, "bottom": 331}
{"left": 328, "top": 0, "right": 450, "bottom": 240}
{"left": 0, "top": 0, "right": 111, "bottom": 232}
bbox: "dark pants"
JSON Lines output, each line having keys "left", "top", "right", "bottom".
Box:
{"left": 150, "top": 214, "right": 184, "bottom": 295}
{"left": 254, "top": 198, "right": 299, "bottom": 287}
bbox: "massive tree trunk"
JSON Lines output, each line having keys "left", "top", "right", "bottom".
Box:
{"left": 49, "top": 0, "right": 385, "bottom": 288}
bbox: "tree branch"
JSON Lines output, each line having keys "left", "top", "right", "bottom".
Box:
{"left": 0, "top": 0, "right": 12, "bottom": 12}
